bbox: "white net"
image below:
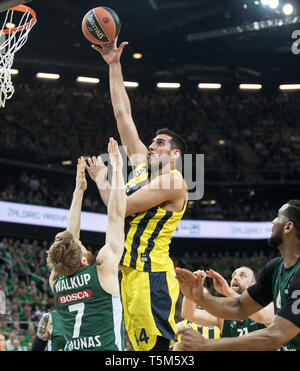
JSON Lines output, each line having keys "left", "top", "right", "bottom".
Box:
{"left": 0, "top": 6, "right": 36, "bottom": 108}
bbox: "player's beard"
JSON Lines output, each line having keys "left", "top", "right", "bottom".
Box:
{"left": 268, "top": 224, "right": 284, "bottom": 249}
{"left": 231, "top": 285, "right": 243, "bottom": 295}
{"left": 148, "top": 152, "right": 171, "bottom": 177}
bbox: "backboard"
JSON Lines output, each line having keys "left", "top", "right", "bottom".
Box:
{"left": 0, "top": 0, "right": 33, "bottom": 13}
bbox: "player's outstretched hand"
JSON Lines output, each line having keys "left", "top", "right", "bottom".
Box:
{"left": 206, "top": 269, "right": 235, "bottom": 297}
{"left": 176, "top": 327, "right": 207, "bottom": 351}
{"left": 175, "top": 267, "right": 205, "bottom": 302}
{"left": 76, "top": 156, "right": 87, "bottom": 192}
{"left": 86, "top": 155, "right": 108, "bottom": 184}
{"left": 108, "top": 137, "right": 123, "bottom": 170}
{"left": 92, "top": 37, "right": 128, "bottom": 65}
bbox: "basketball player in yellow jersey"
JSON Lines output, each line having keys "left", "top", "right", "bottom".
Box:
{"left": 88, "top": 38, "right": 187, "bottom": 351}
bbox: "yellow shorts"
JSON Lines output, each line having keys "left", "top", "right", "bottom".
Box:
{"left": 120, "top": 266, "right": 179, "bottom": 351}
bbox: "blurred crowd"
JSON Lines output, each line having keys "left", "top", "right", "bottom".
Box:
{"left": 0, "top": 169, "right": 278, "bottom": 221}
{"left": 1, "top": 83, "right": 299, "bottom": 221}
{"left": 1, "top": 83, "right": 300, "bottom": 179}
{"left": 0, "top": 235, "right": 278, "bottom": 350}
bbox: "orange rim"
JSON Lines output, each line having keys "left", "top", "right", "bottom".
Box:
{"left": 1, "top": 4, "right": 36, "bottom": 34}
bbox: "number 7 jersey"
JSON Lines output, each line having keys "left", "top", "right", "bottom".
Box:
{"left": 53, "top": 264, "right": 124, "bottom": 351}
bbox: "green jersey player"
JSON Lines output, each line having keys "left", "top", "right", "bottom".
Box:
{"left": 48, "top": 138, "right": 126, "bottom": 351}
{"left": 176, "top": 200, "right": 300, "bottom": 350}
{"left": 179, "top": 266, "right": 273, "bottom": 348}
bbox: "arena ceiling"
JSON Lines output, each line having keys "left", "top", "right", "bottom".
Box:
{"left": 1, "top": 0, "right": 300, "bottom": 86}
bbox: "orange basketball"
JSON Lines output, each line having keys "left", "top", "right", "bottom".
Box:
{"left": 82, "top": 7, "right": 121, "bottom": 45}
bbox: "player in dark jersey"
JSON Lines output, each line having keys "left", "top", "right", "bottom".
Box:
{"left": 175, "top": 200, "right": 300, "bottom": 350}
{"left": 32, "top": 310, "right": 66, "bottom": 351}
{"left": 48, "top": 138, "right": 126, "bottom": 351}
{"left": 179, "top": 267, "right": 273, "bottom": 348}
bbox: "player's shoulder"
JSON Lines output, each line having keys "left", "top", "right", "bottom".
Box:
{"left": 159, "top": 170, "right": 186, "bottom": 190}
{"left": 267, "top": 256, "right": 282, "bottom": 266}
{"left": 258, "top": 256, "right": 281, "bottom": 278}
{"left": 263, "top": 256, "right": 282, "bottom": 272}
{"left": 291, "top": 257, "right": 300, "bottom": 279}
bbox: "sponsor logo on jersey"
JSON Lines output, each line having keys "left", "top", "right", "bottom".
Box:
{"left": 58, "top": 289, "right": 93, "bottom": 304}
{"left": 141, "top": 253, "right": 148, "bottom": 262}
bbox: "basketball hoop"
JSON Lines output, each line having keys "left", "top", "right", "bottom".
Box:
{"left": 0, "top": 5, "right": 36, "bottom": 108}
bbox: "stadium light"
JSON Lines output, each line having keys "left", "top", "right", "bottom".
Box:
{"left": 62, "top": 160, "right": 72, "bottom": 166}
{"left": 198, "top": 83, "right": 222, "bottom": 89}
{"left": 279, "top": 84, "right": 300, "bottom": 90}
{"left": 132, "top": 53, "right": 143, "bottom": 60}
{"left": 260, "top": 0, "right": 269, "bottom": 5}
{"left": 36, "top": 72, "right": 60, "bottom": 80}
{"left": 282, "top": 3, "right": 294, "bottom": 15}
{"left": 5, "top": 22, "right": 15, "bottom": 29}
{"left": 239, "top": 83, "right": 262, "bottom": 90}
{"left": 157, "top": 82, "right": 181, "bottom": 89}
{"left": 269, "top": 0, "right": 279, "bottom": 9}
{"left": 77, "top": 76, "right": 100, "bottom": 84}
{"left": 0, "top": 68, "right": 19, "bottom": 74}
{"left": 124, "top": 81, "right": 139, "bottom": 88}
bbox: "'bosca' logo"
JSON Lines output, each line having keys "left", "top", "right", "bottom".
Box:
{"left": 59, "top": 289, "right": 92, "bottom": 304}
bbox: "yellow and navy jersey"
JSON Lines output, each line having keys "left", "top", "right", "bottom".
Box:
{"left": 183, "top": 320, "right": 221, "bottom": 339}
{"left": 170, "top": 319, "right": 220, "bottom": 348}
{"left": 120, "top": 162, "right": 187, "bottom": 272}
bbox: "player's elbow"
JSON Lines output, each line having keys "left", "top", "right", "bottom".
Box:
{"left": 181, "top": 308, "right": 188, "bottom": 320}
{"left": 108, "top": 198, "right": 126, "bottom": 220}
{"left": 180, "top": 307, "right": 197, "bottom": 324}
{"left": 261, "top": 330, "right": 285, "bottom": 351}
{"left": 257, "top": 322, "right": 292, "bottom": 351}
{"left": 114, "top": 106, "right": 131, "bottom": 121}
{"left": 108, "top": 212, "right": 125, "bottom": 226}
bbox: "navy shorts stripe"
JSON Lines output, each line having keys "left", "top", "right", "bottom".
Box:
{"left": 149, "top": 271, "right": 175, "bottom": 340}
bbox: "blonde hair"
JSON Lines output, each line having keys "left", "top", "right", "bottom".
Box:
{"left": 47, "top": 231, "right": 82, "bottom": 276}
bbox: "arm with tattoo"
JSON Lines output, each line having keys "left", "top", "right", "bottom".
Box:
{"left": 31, "top": 313, "right": 52, "bottom": 351}
{"left": 37, "top": 312, "right": 52, "bottom": 340}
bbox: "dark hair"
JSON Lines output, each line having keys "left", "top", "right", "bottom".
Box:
{"left": 282, "top": 200, "right": 300, "bottom": 239}
{"left": 156, "top": 128, "right": 186, "bottom": 157}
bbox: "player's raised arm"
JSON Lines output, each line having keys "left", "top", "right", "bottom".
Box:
{"left": 66, "top": 157, "right": 87, "bottom": 240}
{"left": 105, "top": 137, "right": 126, "bottom": 257}
{"left": 95, "top": 138, "right": 126, "bottom": 277}
{"left": 92, "top": 38, "right": 148, "bottom": 168}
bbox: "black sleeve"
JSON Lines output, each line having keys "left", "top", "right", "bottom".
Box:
{"left": 31, "top": 336, "right": 48, "bottom": 351}
{"left": 277, "top": 270, "right": 300, "bottom": 329}
{"left": 247, "top": 257, "right": 281, "bottom": 307}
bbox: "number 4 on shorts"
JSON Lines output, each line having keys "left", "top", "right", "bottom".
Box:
{"left": 134, "top": 328, "right": 150, "bottom": 345}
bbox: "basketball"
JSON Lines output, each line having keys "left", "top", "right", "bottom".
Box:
{"left": 81, "top": 7, "right": 121, "bottom": 46}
